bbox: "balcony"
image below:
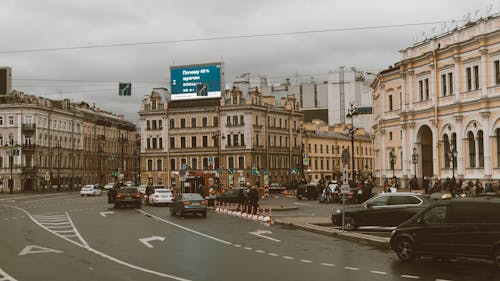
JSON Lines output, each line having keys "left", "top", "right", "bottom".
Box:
{"left": 97, "top": 134, "right": 106, "bottom": 141}
{"left": 22, "top": 144, "right": 37, "bottom": 151}
{"left": 22, "top": 123, "right": 36, "bottom": 132}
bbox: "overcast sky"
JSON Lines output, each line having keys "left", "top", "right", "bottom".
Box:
{"left": 0, "top": 0, "right": 497, "bottom": 124}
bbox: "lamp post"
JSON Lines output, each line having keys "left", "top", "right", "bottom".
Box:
{"left": 346, "top": 103, "right": 358, "bottom": 183}
{"left": 212, "top": 133, "right": 225, "bottom": 190}
{"left": 118, "top": 133, "right": 128, "bottom": 179}
{"left": 448, "top": 143, "right": 458, "bottom": 180}
{"left": 411, "top": 147, "right": 418, "bottom": 193}
{"left": 56, "top": 140, "right": 61, "bottom": 191}
{"left": 389, "top": 149, "right": 397, "bottom": 179}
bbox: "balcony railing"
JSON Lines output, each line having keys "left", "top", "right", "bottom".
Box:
{"left": 22, "top": 123, "right": 36, "bottom": 131}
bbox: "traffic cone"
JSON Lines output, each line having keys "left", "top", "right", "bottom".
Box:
{"left": 268, "top": 209, "right": 273, "bottom": 225}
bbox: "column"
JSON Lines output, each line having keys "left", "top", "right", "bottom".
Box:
{"left": 432, "top": 125, "right": 439, "bottom": 178}
{"left": 455, "top": 114, "right": 464, "bottom": 178}
{"left": 480, "top": 47, "right": 488, "bottom": 97}
{"left": 401, "top": 123, "right": 408, "bottom": 188}
{"left": 409, "top": 122, "right": 416, "bottom": 177}
{"left": 406, "top": 70, "right": 415, "bottom": 110}
{"left": 380, "top": 129, "right": 386, "bottom": 179}
{"left": 482, "top": 111, "right": 491, "bottom": 178}
{"left": 453, "top": 55, "right": 462, "bottom": 102}
{"left": 401, "top": 71, "right": 407, "bottom": 112}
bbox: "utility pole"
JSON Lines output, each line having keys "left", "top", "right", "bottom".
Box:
{"left": 346, "top": 103, "right": 358, "bottom": 183}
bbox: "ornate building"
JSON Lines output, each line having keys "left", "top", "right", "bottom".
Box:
{"left": 371, "top": 14, "right": 500, "bottom": 187}
{"left": 0, "top": 90, "right": 138, "bottom": 191}
{"left": 138, "top": 87, "right": 303, "bottom": 191}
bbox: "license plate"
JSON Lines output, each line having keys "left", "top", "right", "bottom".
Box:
{"left": 192, "top": 202, "right": 200, "bottom": 206}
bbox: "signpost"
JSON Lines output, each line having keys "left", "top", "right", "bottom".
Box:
{"left": 119, "top": 83, "right": 132, "bottom": 96}
{"left": 341, "top": 149, "right": 350, "bottom": 232}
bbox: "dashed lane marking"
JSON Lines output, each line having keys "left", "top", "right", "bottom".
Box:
{"left": 244, "top": 247, "right": 253, "bottom": 250}
{"left": 344, "top": 267, "right": 360, "bottom": 271}
{"left": 233, "top": 244, "right": 242, "bottom": 248}
{"left": 320, "top": 263, "right": 334, "bottom": 267}
{"left": 268, "top": 253, "right": 278, "bottom": 257}
{"left": 401, "top": 275, "right": 420, "bottom": 279}
{"left": 283, "top": 256, "right": 294, "bottom": 260}
{"left": 300, "top": 259, "right": 312, "bottom": 263}
{"left": 370, "top": 271, "right": 387, "bottom": 275}
{"left": 255, "top": 250, "right": 265, "bottom": 253}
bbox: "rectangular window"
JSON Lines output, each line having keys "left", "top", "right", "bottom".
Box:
{"left": 0, "top": 116, "right": 3, "bottom": 126}
{"left": 157, "top": 159, "right": 162, "bottom": 171}
{"left": 191, "top": 158, "right": 197, "bottom": 170}
{"left": 152, "top": 138, "right": 157, "bottom": 149}
{"left": 170, "top": 159, "right": 176, "bottom": 170}
{"left": 448, "top": 73, "right": 453, "bottom": 94}
{"left": 240, "top": 115, "right": 244, "bottom": 125}
{"left": 320, "top": 144, "right": 323, "bottom": 153}
{"left": 147, "top": 159, "right": 153, "bottom": 171}
{"left": 473, "top": 65, "right": 479, "bottom": 90}
{"left": 388, "top": 94, "right": 393, "bottom": 111}
{"left": 146, "top": 120, "right": 151, "bottom": 130}
{"left": 441, "top": 74, "right": 447, "bottom": 96}
{"left": 180, "top": 119, "right": 185, "bottom": 128}
{"left": 240, "top": 134, "right": 245, "bottom": 146}
{"left": 227, "top": 135, "right": 232, "bottom": 146}
{"left": 238, "top": 156, "right": 244, "bottom": 169}
{"left": 8, "top": 116, "right": 14, "bottom": 126}
{"left": 159, "top": 137, "right": 163, "bottom": 149}
{"left": 152, "top": 120, "right": 157, "bottom": 129}
{"left": 213, "top": 117, "right": 218, "bottom": 127}
{"left": 228, "top": 157, "right": 234, "bottom": 169}
{"left": 202, "top": 117, "right": 207, "bottom": 127}
{"left": 255, "top": 134, "right": 259, "bottom": 146}
{"left": 424, "top": 79, "right": 429, "bottom": 100}
{"left": 170, "top": 119, "right": 174, "bottom": 128}
{"left": 466, "top": 67, "right": 472, "bottom": 91}
{"left": 389, "top": 132, "right": 393, "bottom": 140}
{"left": 314, "top": 144, "right": 317, "bottom": 153}
{"left": 180, "top": 137, "right": 185, "bottom": 148}
{"left": 191, "top": 136, "right": 197, "bottom": 148}
{"left": 233, "top": 134, "right": 239, "bottom": 146}
{"left": 419, "top": 80, "right": 423, "bottom": 101}
{"left": 147, "top": 138, "right": 151, "bottom": 149}
{"left": 495, "top": 60, "right": 500, "bottom": 85}
{"left": 203, "top": 136, "right": 208, "bottom": 147}
{"left": 227, "top": 116, "right": 231, "bottom": 126}
{"left": 255, "top": 116, "right": 259, "bottom": 126}
{"left": 191, "top": 118, "right": 196, "bottom": 128}
{"left": 203, "top": 158, "right": 208, "bottom": 169}
{"left": 158, "top": 120, "right": 162, "bottom": 129}
{"left": 233, "top": 116, "right": 238, "bottom": 126}
{"left": 170, "top": 137, "right": 175, "bottom": 148}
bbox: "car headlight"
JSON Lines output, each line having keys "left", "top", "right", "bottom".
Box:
{"left": 334, "top": 209, "right": 342, "bottom": 213}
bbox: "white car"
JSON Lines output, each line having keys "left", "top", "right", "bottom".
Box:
{"left": 80, "top": 185, "right": 102, "bottom": 196}
{"left": 149, "top": 188, "right": 173, "bottom": 206}
{"left": 104, "top": 182, "right": 115, "bottom": 190}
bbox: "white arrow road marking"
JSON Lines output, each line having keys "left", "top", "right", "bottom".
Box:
{"left": 99, "top": 211, "right": 115, "bottom": 217}
{"left": 139, "top": 236, "right": 166, "bottom": 249}
{"left": 249, "top": 230, "right": 281, "bottom": 242}
{"left": 18, "top": 245, "right": 63, "bottom": 256}
{"left": 0, "top": 267, "right": 17, "bottom": 281}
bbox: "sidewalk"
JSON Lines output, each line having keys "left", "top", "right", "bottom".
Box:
{"left": 273, "top": 216, "right": 390, "bottom": 248}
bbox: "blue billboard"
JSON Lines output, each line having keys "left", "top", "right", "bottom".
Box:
{"left": 170, "top": 63, "right": 222, "bottom": 100}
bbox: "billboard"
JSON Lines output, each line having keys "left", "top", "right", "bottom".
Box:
{"left": 170, "top": 63, "right": 223, "bottom": 101}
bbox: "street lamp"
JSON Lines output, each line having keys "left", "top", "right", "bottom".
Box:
{"left": 389, "top": 149, "right": 397, "bottom": 179}
{"left": 448, "top": 143, "right": 458, "bottom": 180}
{"left": 212, "top": 133, "right": 225, "bottom": 190}
{"left": 411, "top": 147, "right": 418, "bottom": 193}
{"left": 346, "top": 103, "right": 358, "bottom": 183}
{"left": 118, "top": 133, "right": 128, "bottom": 178}
{"left": 56, "top": 140, "right": 61, "bottom": 191}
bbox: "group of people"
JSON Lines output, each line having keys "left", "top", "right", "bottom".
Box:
{"left": 426, "top": 178, "right": 499, "bottom": 197}
{"left": 319, "top": 177, "right": 374, "bottom": 203}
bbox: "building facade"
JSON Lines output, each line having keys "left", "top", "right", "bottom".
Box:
{"left": 302, "top": 121, "right": 374, "bottom": 182}
{"left": 372, "top": 14, "right": 500, "bottom": 187}
{"left": 0, "top": 91, "right": 138, "bottom": 192}
{"left": 138, "top": 87, "right": 303, "bottom": 191}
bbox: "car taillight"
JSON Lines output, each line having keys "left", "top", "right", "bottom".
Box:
{"left": 201, "top": 200, "right": 207, "bottom": 205}
{"left": 117, "top": 194, "right": 122, "bottom": 198}
{"left": 135, "top": 194, "right": 141, "bottom": 198}
{"left": 183, "top": 201, "right": 191, "bottom": 206}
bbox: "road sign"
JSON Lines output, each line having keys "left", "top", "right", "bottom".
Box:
{"left": 340, "top": 184, "right": 350, "bottom": 194}
{"left": 291, "top": 168, "right": 298, "bottom": 175}
{"left": 227, "top": 168, "right": 234, "bottom": 174}
{"left": 342, "top": 149, "right": 349, "bottom": 165}
{"left": 216, "top": 167, "right": 222, "bottom": 174}
{"left": 44, "top": 172, "right": 50, "bottom": 181}
{"left": 343, "top": 166, "right": 349, "bottom": 185}
{"left": 12, "top": 149, "right": 20, "bottom": 156}
{"left": 119, "top": 83, "right": 131, "bottom": 96}
{"left": 182, "top": 163, "right": 188, "bottom": 170}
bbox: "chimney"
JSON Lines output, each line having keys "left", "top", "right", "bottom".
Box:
{"left": 0, "top": 67, "right": 12, "bottom": 95}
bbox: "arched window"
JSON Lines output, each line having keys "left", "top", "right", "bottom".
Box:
{"left": 468, "top": 131, "right": 476, "bottom": 168}
{"left": 443, "top": 134, "right": 450, "bottom": 168}
{"left": 478, "top": 130, "right": 484, "bottom": 168}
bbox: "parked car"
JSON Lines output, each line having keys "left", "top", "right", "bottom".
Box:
{"left": 170, "top": 193, "right": 208, "bottom": 217}
{"left": 269, "top": 183, "right": 286, "bottom": 193}
{"left": 331, "top": 192, "right": 432, "bottom": 231}
{"left": 149, "top": 188, "right": 173, "bottom": 206}
{"left": 104, "top": 182, "right": 115, "bottom": 190}
{"left": 296, "top": 184, "right": 319, "bottom": 200}
{"left": 215, "top": 188, "right": 247, "bottom": 204}
{"left": 80, "top": 184, "right": 102, "bottom": 196}
{"left": 114, "top": 187, "right": 142, "bottom": 208}
{"left": 390, "top": 198, "right": 500, "bottom": 268}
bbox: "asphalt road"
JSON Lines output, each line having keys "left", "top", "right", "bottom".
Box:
{"left": 0, "top": 193, "right": 497, "bottom": 281}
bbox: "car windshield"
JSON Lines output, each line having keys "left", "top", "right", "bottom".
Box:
{"left": 82, "top": 185, "right": 93, "bottom": 189}
{"left": 119, "top": 187, "right": 138, "bottom": 194}
{"left": 182, "top": 193, "right": 203, "bottom": 200}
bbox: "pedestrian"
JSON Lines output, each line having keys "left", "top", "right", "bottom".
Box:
{"left": 236, "top": 188, "right": 246, "bottom": 211}
{"left": 248, "top": 186, "right": 259, "bottom": 214}
{"left": 208, "top": 185, "right": 216, "bottom": 207}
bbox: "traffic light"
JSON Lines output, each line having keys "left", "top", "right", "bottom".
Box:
{"left": 113, "top": 170, "right": 118, "bottom": 177}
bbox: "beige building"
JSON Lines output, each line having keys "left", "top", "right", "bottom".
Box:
{"left": 302, "top": 121, "right": 374, "bottom": 182}
{"left": 0, "top": 90, "right": 138, "bottom": 192}
{"left": 372, "top": 14, "right": 500, "bottom": 187}
{"left": 138, "top": 86, "right": 303, "bottom": 191}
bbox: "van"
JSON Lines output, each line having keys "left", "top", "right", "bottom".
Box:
{"left": 390, "top": 198, "right": 500, "bottom": 268}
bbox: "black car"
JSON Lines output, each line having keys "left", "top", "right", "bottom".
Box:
{"left": 170, "top": 193, "right": 208, "bottom": 217}
{"left": 296, "top": 184, "right": 319, "bottom": 200}
{"left": 215, "top": 188, "right": 247, "bottom": 204}
{"left": 114, "top": 187, "right": 142, "bottom": 208}
{"left": 331, "top": 192, "right": 432, "bottom": 230}
{"left": 390, "top": 198, "right": 500, "bottom": 268}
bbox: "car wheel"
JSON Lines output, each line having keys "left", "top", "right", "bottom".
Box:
{"left": 81, "top": 194, "right": 84, "bottom": 197}
{"left": 395, "top": 238, "right": 416, "bottom": 262}
{"left": 494, "top": 247, "right": 500, "bottom": 269}
{"left": 343, "top": 215, "right": 357, "bottom": 231}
